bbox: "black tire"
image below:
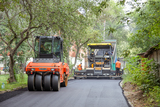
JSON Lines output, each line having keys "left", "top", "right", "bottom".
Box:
{"left": 43, "top": 74, "right": 52, "bottom": 91}
{"left": 35, "top": 74, "right": 43, "bottom": 91}
{"left": 74, "top": 77, "right": 77, "bottom": 79}
{"left": 52, "top": 75, "right": 60, "bottom": 91}
{"left": 61, "top": 76, "right": 68, "bottom": 87}
{"left": 28, "top": 74, "right": 35, "bottom": 91}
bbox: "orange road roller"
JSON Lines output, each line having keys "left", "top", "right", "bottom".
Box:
{"left": 26, "top": 36, "right": 69, "bottom": 91}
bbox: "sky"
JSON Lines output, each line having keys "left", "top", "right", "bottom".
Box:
{"left": 79, "top": 0, "right": 147, "bottom": 15}
{"left": 124, "top": 0, "right": 147, "bottom": 12}
{"left": 114, "top": 0, "right": 147, "bottom": 13}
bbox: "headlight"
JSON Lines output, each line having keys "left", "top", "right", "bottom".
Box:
{"left": 104, "top": 55, "right": 109, "bottom": 58}
{"left": 31, "top": 68, "right": 35, "bottom": 71}
{"left": 51, "top": 69, "right": 55, "bottom": 71}
{"left": 81, "top": 73, "right": 84, "bottom": 75}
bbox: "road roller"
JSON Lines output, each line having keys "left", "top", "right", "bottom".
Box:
{"left": 25, "top": 36, "right": 69, "bottom": 91}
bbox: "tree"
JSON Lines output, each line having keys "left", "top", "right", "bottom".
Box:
{"left": 0, "top": 0, "right": 107, "bottom": 82}
{"left": 0, "top": 0, "right": 50, "bottom": 82}
{"left": 127, "top": 0, "right": 160, "bottom": 53}
{"left": 60, "top": 0, "right": 111, "bottom": 72}
{"left": 92, "top": 0, "right": 129, "bottom": 57}
{"left": 70, "top": 27, "right": 102, "bottom": 73}
{"left": 14, "top": 38, "right": 34, "bottom": 79}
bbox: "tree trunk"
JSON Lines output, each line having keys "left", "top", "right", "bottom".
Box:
{"left": 66, "top": 46, "right": 70, "bottom": 66}
{"left": 23, "top": 57, "right": 28, "bottom": 73}
{"left": 19, "top": 60, "right": 25, "bottom": 80}
{"left": 8, "top": 54, "right": 16, "bottom": 83}
{"left": 4, "top": 60, "right": 6, "bottom": 75}
{"left": 8, "top": 36, "right": 29, "bottom": 83}
{"left": 66, "top": 54, "right": 70, "bottom": 73}
{"left": 22, "top": 57, "right": 28, "bottom": 76}
{"left": 70, "top": 47, "right": 80, "bottom": 74}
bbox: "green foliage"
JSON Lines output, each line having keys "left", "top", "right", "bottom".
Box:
{"left": 95, "top": 0, "right": 129, "bottom": 57}
{"left": 123, "top": 56, "right": 160, "bottom": 106}
{"left": 128, "top": 0, "right": 160, "bottom": 52}
{"left": 119, "top": 0, "right": 126, "bottom": 5}
{"left": 0, "top": 0, "right": 105, "bottom": 81}
{"left": 124, "top": 56, "right": 160, "bottom": 93}
{"left": 0, "top": 46, "right": 9, "bottom": 73}
{"left": 123, "top": 0, "right": 160, "bottom": 102}
{"left": 121, "top": 50, "right": 130, "bottom": 58}
{"left": 148, "top": 86, "right": 160, "bottom": 105}
{"left": 91, "top": 0, "right": 109, "bottom": 16}
{"left": 0, "top": 74, "right": 27, "bottom": 91}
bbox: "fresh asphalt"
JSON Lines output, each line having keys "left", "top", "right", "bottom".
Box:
{"left": 0, "top": 79, "right": 129, "bottom": 107}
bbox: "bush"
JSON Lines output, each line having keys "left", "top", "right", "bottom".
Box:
{"left": 148, "top": 86, "right": 160, "bottom": 105}
{"left": 123, "top": 56, "right": 160, "bottom": 93}
{"left": 123, "top": 56, "right": 160, "bottom": 106}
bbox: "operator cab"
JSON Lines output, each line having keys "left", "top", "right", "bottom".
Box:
{"left": 87, "top": 43, "right": 112, "bottom": 68}
{"left": 34, "top": 36, "right": 63, "bottom": 63}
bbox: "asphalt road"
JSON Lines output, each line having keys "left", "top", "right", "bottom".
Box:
{"left": 0, "top": 79, "right": 129, "bottom": 107}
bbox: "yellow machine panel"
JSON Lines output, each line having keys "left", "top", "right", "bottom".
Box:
{"left": 95, "top": 62, "right": 104, "bottom": 65}
{"left": 87, "top": 43, "right": 112, "bottom": 46}
{"left": 95, "top": 67, "right": 101, "bottom": 70}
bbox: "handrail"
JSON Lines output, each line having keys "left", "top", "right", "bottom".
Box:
{"left": 112, "top": 43, "right": 117, "bottom": 63}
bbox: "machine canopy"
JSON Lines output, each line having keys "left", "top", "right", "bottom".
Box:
{"left": 34, "top": 36, "right": 63, "bottom": 59}
{"left": 87, "top": 43, "right": 112, "bottom": 49}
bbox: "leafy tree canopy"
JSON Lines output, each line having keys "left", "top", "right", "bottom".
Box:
{"left": 128, "top": 0, "right": 160, "bottom": 53}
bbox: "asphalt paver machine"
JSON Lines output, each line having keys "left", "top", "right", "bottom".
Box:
{"left": 25, "top": 36, "right": 69, "bottom": 91}
{"left": 74, "top": 40, "right": 123, "bottom": 78}
{"left": 86, "top": 42, "right": 116, "bottom": 78}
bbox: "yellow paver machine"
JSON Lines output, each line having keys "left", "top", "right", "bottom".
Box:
{"left": 74, "top": 40, "right": 124, "bottom": 79}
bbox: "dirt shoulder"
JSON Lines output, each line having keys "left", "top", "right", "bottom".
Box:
{"left": 121, "top": 81, "right": 150, "bottom": 107}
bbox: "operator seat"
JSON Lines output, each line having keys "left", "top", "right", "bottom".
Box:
{"left": 90, "top": 51, "right": 95, "bottom": 57}
{"left": 89, "top": 51, "right": 95, "bottom": 62}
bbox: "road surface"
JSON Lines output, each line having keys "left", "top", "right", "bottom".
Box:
{"left": 0, "top": 79, "right": 129, "bottom": 107}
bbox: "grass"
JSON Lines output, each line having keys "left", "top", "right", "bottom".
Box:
{"left": 122, "top": 74, "right": 133, "bottom": 84}
{"left": 0, "top": 74, "right": 28, "bottom": 91}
